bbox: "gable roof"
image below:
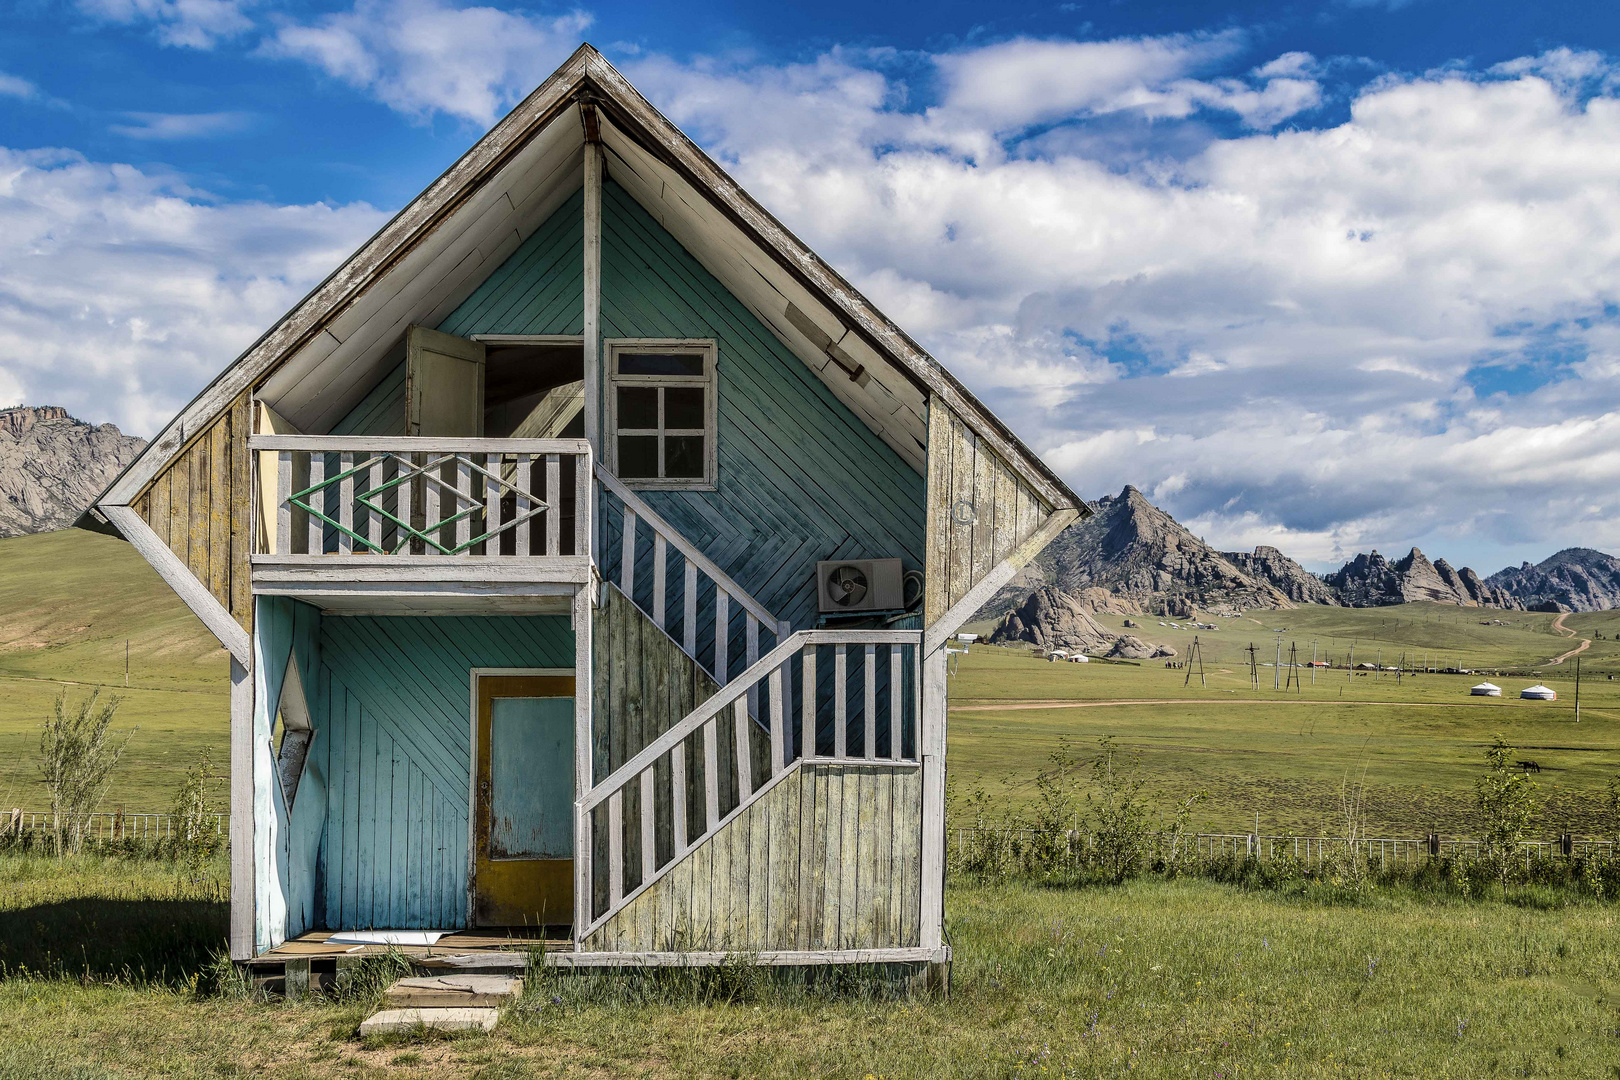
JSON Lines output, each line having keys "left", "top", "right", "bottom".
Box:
{"left": 94, "top": 44, "right": 1082, "bottom": 514}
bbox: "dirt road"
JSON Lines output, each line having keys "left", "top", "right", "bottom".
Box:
{"left": 1547, "top": 612, "right": 1591, "bottom": 665}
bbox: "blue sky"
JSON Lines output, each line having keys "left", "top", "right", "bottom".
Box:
{"left": 3, "top": 1, "right": 1620, "bottom": 576}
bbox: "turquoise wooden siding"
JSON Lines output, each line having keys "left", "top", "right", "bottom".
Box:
{"left": 332, "top": 362, "right": 405, "bottom": 437}
{"left": 432, "top": 177, "right": 924, "bottom": 631}
{"left": 315, "top": 614, "right": 575, "bottom": 930}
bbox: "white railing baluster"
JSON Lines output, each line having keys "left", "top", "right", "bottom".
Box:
{"left": 769, "top": 665, "right": 785, "bottom": 775}
{"left": 683, "top": 561, "right": 698, "bottom": 655}
{"left": 640, "top": 769, "right": 656, "bottom": 883}
{"left": 514, "top": 454, "right": 531, "bottom": 556}
{"left": 484, "top": 453, "right": 500, "bottom": 556}
{"left": 367, "top": 455, "right": 384, "bottom": 553}
{"left": 746, "top": 616, "right": 760, "bottom": 718}
{"left": 455, "top": 456, "right": 471, "bottom": 554}
{"left": 338, "top": 452, "right": 354, "bottom": 555}
{"left": 422, "top": 453, "right": 438, "bottom": 553}
{"left": 890, "top": 644, "right": 903, "bottom": 761}
{"left": 621, "top": 508, "right": 637, "bottom": 598}
{"left": 864, "top": 645, "right": 877, "bottom": 759}
{"left": 714, "top": 590, "right": 729, "bottom": 683}
{"left": 704, "top": 716, "right": 720, "bottom": 829}
{"left": 652, "top": 533, "right": 667, "bottom": 627}
{"left": 276, "top": 451, "right": 292, "bottom": 556}
{"left": 608, "top": 789, "right": 624, "bottom": 905}
{"left": 834, "top": 644, "right": 848, "bottom": 758}
{"left": 734, "top": 698, "right": 752, "bottom": 798}
{"left": 802, "top": 646, "right": 816, "bottom": 760}
{"left": 671, "top": 741, "right": 688, "bottom": 858}
{"left": 574, "top": 452, "right": 591, "bottom": 559}
{"left": 545, "top": 453, "right": 561, "bottom": 556}
{"left": 306, "top": 452, "right": 324, "bottom": 555}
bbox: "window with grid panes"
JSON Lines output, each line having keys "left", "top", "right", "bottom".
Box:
{"left": 606, "top": 342, "right": 717, "bottom": 488}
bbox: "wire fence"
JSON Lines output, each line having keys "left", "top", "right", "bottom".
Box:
{"left": 5, "top": 809, "right": 226, "bottom": 843}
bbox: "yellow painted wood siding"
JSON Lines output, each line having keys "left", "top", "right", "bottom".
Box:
{"left": 584, "top": 762, "right": 922, "bottom": 952}
{"left": 923, "top": 398, "right": 1056, "bottom": 626}
{"left": 132, "top": 390, "right": 253, "bottom": 631}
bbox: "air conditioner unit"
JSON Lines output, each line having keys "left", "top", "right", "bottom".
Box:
{"left": 816, "top": 558, "right": 904, "bottom": 613}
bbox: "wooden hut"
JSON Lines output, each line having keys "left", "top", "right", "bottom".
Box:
{"left": 87, "top": 45, "right": 1085, "bottom": 979}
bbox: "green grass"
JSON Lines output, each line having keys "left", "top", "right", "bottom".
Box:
{"left": 4, "top": 851, "right": 1619, "bottom": 1078}
{"left": 0, "top": 530, "right": 229, "bottom": 812}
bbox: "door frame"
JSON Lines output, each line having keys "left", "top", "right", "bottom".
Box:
{"left": 467, "top": 667, "right": 574, "bottom": 925}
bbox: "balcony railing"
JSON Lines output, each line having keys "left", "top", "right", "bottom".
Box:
{"left": 250, "top": 436, "right": 591, "bottom": 560}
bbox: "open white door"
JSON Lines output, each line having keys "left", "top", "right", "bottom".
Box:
{"left": 406, "top": 325, "right": 485, "bottom": 436}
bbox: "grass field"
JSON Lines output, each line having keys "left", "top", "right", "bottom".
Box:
{"left": 3, "top": 527, "right": 1618, "bottom": 838}
{"left": 4, "top": 852, "right": 1619, "bottom": 1079}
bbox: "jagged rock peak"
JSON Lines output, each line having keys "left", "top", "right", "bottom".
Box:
{"left": 1222, "top": 544, "right": 1340, "bottom": 607}
{"left": 1487, "top": 547, "right": 1620, "bottom": 612}
{"left": 0, "top": 406, "right": 145, "bottom": 538}
{"left": 1328, "top": 545, "right": 1517, "bottom": 609}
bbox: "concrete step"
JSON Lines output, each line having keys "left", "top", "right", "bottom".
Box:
{"left": 358, "top": 1007, "right": 501, "bottom": 1036}
{"left": 383, "top": 975, "right": 523, "bottom": 1008}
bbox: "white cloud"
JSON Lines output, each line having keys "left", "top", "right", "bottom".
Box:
{"left": 0, "top": 147, "right": 386, "bottom": 435}
{"left": 76, "top": 0, "right": 254, "bottom": 49}
{"left": 626, "top": 41, "right": 1620, "bottom": 571}
{"left": 0, "top": 73, "right": 38, "bottom": 100}
{"left": 263, "top": 0, "right": 592, "bottom": 124}
{"left": 109, "top": 111, "right": 254, "bottom": 139}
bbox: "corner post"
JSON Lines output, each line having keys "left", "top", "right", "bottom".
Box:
{"left": 581, "top": 108, "right": 603, "bottom": 568}
{"left": 229, "top": 647, "right": 254, "bottom": 960}
{"left": 572, "top": 584, "right": 595, "bottom": 947}
{"left": 918, "top": 647, "right": 948, "bottom": 952}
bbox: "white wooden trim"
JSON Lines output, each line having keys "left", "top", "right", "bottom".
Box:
{"left": 555, "top": 947, "right": 949, "bottom": 968}
{"left": 470, "top": 334, "right": 585, "bottom": 346}
{"left": 571, "top": 587, "right": 593, "bottom": 946}
{"left": 922, "top": 507, "right": 1080, "bottom": 656}
{"left": 229, "top": 652, "right": 253, "bottom": 960}
{"left": 249, "top": 436, "right": 590, "bottom": 454}
{"left": 102, "top": 505, "right": 249, "bottom": 665}
{"left": 918, "top": 648, "right": 948, "bottom": 952}
{"left": 583, "top": 141, "right": 602, "bottom": 458}
{"left": 603, "top": 339, "right": 718, "bottom": 490}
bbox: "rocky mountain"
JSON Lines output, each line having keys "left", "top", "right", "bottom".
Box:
{"left": 980, "top": 485, "right": 1294, "bottom": 619}
{"left": 1486, "top": 548, "right": 1620, "bottom": 612}
{"left": 0, "top": 406, "right": 145, "bottom": 537}
{"left": 985, "top": 586, "right": 1176, "bottom": 658}
{"left": 1322, "top": 548, "right": 1517, "bottom": 608}
{"left": 1222, "top": 545, "right": 1339, "bottom": 606}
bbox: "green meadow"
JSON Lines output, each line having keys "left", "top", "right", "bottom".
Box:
{"left": 4, "top": 528, "right": 1620, "bottom": 839}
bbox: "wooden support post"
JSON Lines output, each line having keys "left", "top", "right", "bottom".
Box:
{"left": 684, "top": 561, "right": 698, "bottom": 656}
{"left": 338, "top": 452, "right": 354, "bottom": 555}
{"left": 714, "top": 590, "right": 729, "bottom": 683}
{"left": 919, "top": 649, "right": 948, "bottom": 951}
{"left": 703, "top": 717, "right": 720, "bottom": 829}
{"left": 801, "top": 646, "right": 817, "bottom": 760}
{"left": 607, "top": 789, "right": 624, "bottom": 905}
{"left": 834, "top": 645, "right": 847, "bottom": 758}
{"left": 572, "top": 584, "right": 593, "bottom": 946}
{"left": 671, "top": 741, "right": 688, "bottom": 857}
{"left": 573, "top": 448, "right": 591, "bottom": 561}
{"left": 864, "top": 645, "right": 877, "bottom": 759}
{"left": 583, "top": 142, "right": 602, "bottom": 457}
{"left": 229, "top": 651, "right": 253, "bottom": 961}
{"left": 734, "top": 698, "right": 752, "bottom": 798}
{"left": 769, "top": 665, "right": 785, "bottom": 775}
{"left": 620, "top": 508, "right": 637, "bottom": 598}
{"left": 545, "top": 453, "right": 561, "bottom": 556}
{"left": 640, "top": 769, "right": 656, "bottom": 883}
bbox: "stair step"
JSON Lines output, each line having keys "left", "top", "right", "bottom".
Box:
{"left": 383, "top": 975, "right": 523, "bottom": 1008}
{"left": 359, "top": 1007, "right": 500, "bottom": 1036}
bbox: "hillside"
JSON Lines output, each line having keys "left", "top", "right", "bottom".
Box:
{"left": 1326, "top": 547, "right": 1517, "bottom": 609}
{"left": 1487, "top": 547, "right": 1620, "bottom": 612}
{"left": 0, "top": 406, "right": 144, "bottom": 537}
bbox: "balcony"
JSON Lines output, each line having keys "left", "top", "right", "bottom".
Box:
{"left": 249, "top": 436, "right": 593, "bottom": 614}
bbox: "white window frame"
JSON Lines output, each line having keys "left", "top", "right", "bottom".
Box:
{"left": 605, "top": 338, "right": 718, "bottom": 490}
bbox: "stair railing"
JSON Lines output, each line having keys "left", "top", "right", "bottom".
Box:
{"left": 595, "top": 465, "right": 789, "bottom": 689}
{"left": 576, "top": 628, "right": 922, "bottom": 938}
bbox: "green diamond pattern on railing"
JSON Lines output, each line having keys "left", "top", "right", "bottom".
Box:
{"left": 289, "top": 452, "right": 549, "bottom": 555}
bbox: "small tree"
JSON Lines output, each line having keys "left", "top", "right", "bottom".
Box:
{"left": 1087, "top": 737, "right": 1152, "bottom": 884}
{"left": 1474, "top": 735, "right": 1537, "bottom": 888}
{"left": 1027, "top": 738, "right": 1084, "bottom": 874}
{"left": 172, "top": 748, "right": 221, "bottom": 872}
{"left": 38, "top": 688, "right": 133, "bottom": 854}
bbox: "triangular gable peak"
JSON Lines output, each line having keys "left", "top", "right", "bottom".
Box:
{"left": 93, "top": 44, "right": 1085, "bottom": 662}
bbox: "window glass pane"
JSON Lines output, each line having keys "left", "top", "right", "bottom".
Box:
{"left": 618, "top": 435, "right": 659, "bottom": 478}
{"left": 618, "top": 352, "right": 705, "bottom": 377}
{"left": 617, "top": 386, "right": 658, "bottom": 429}
{"left": 664, "top": 386, "right": 705, "bottom": 429}
{"left": 665, "top": 435, "right": 705, "bottom": 479}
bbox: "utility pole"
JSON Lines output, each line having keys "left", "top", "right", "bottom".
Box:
{"left": 1286, "top": 642, "right": 1302, "bottom": 692}
{"left": 1348, "top": 642, "right": 1355, "bottom": 683}
{"left": 1247, "top": 643, "right": 1259, "bottom": 689}
{"left": 1184, "top": 636, "right": 1207, "bottom": 688}
{"left": 1376, "top": 648, "right": 1382, "bottom": 681}
{"left": 1312, "top": 640, "right": 1318, "bottom": 686}
{"left": 1274, "top": 633, "right": 1283, "bottom": 690}
{"left": 125, "top": 639, "right": 129, "bottom": 687}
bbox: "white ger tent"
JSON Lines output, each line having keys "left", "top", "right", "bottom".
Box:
{"left": 1520, "top": 684, "right": 1557, "bottom": 701}
{"left": 1470, "top": 682, "right": 1502, "bottom": 697}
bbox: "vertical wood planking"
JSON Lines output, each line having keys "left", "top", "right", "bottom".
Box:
{"left": 833, "top": 645, "right": 847, "bottom": 758}
{"left": 207, "top": 421, "right": 229, "bottom": 602}
{"left": 187, "top": 436, "right": 210, "bottom": 583}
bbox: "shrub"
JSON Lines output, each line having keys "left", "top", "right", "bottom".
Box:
{"left": 37, "top": 689, "right": 134, "bottom": 855}
{"left": 1474, "top": 735, "right": 1538, "bottom": 890}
